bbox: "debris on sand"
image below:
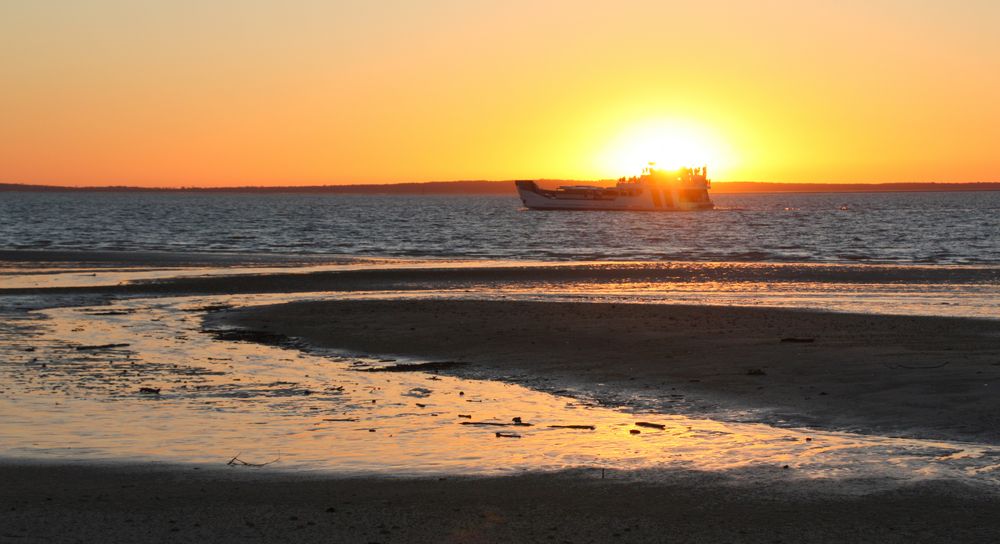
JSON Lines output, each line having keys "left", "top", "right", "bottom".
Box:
{"left": 403, "top": 387, "right": 433, "bottom": 398}
{"left": 457, "top": 414, "right": 472, "bottom": 419}
{"left": 138, "top": 387, "right": 161, "bottom": 395}
{"left": 460, "top": 421, "right": 506, "bottom": 426}
{"left": 183, "top": 303, "right": 233, "bottom": 313}
{"left": 893, "top": 362, "right": 951, "bottom": 370}
{"left": 76, "top": 343, "right": 130, "bottom": 351}
{"left": 780, "top": 337, "right": 815, "bottom": 343}
{"left": 227, "top": 453, "right": 280, "bottom": 467}
{"left": 461, "top": 421, "right": 534, "bottom": 427}
{"left": 355, "top": 361, "right": 468, "bottom": 373}
{"left": 746, "top": 368, "right": 767, "bottom": 376}
{"left": 205, "top": 329, "right": 291, "bottom": 346}
{"left": 629, "top": 429, "right": 641, "bottom": 435}
{"left": 322, "top": 418, "right": 358, "bottom": 422}
{"left": 495, "top": 432, "right": 521, "bottom": 438}
{"left": 635, "top": 422, "right": 666, "bottom": 430}
{"left": 548, "top": 425, "right": 596, "bottom": 430}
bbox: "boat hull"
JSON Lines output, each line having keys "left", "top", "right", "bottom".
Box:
{"left": 515, "top": 180, "right": 713, "bottom": 211}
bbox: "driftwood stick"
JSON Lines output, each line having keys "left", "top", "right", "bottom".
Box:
{"left": 460, "top": 421, "right": 533, "bottom": 427}
{"left": 227, "top": 452, "right": 281, "bottom": 467}
{"left": 635, "top": 421, "right": 666, "bottom": 430}
{"left": 896, "top": 362, "right": 951, "bottom": 370}
{"left": 76, "top": 343, "right": 130, "bottom": 351}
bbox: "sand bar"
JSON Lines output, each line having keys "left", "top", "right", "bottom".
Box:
{"left": 224, "top": 299, "right": 1000, "bottom": 444}
{"left": 2, "top": 258, "right": 997, "bottom": 295}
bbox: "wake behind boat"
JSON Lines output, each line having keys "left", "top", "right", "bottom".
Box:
{"left": 516, "top": 165, "right": 713, "bottom": 211}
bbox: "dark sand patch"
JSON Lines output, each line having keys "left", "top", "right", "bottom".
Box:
{"left": 2, "top": 463, "right": 998, "bottom": 544}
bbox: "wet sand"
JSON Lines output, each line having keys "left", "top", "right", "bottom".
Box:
{"left": 4, "top": 258, "right": 1000, "bottom": 542}
{"left": 3, "top": 258, "right": 998, "bottom": 296}
{"left": 3, "top": 463, "right": 999, "bottom": 544}
{"left": 224, "top": 300, "right": 1000, "bottom": 444}
{"left": 0, "top": 249, "right": 365, "bottom": 268}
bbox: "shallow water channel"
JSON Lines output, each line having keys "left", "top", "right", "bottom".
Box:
{"left": 1, "top": 291, "right": 999, "bottom": 488}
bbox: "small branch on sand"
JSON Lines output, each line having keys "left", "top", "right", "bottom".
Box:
{"left": 205, "top": 329, "right": 291, "bottom": 346}
{"left": 495, "top": 432, "right": 521, "bottom": 438}
{"left": 354, "top": 361, "right": 468, "bottom": 373}
{"left": 548, "top": 425, "right": 596, "bottom": 430}
{"left": 461, "top": 421, "right": 533, "bottom": 427}
{"left": 76, "top": 343, "right": 130, "bottom": 351}
{"left": 780, "top": 338, "right": 815, "bottom": 343}
{"left": 182, "top": 303, "right": 233, "bottom": 313}
{"left": 227, "top": 452, "right": 281, "bottom": 467}
{"left": 635, "top": 422, "right": 666, "bottom": 430}
{"left": 893, "top": 362, "right": 951, "bottom": 370}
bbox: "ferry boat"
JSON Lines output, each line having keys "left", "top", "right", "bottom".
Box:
{"left": 515, "top": 164, "right": 713, "bottom": 211}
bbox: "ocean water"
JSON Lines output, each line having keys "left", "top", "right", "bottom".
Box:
{"left": 1, "top": 191, "right": 998, "bottom": 264}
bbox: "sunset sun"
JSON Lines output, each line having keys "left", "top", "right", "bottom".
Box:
{"left": 600, "top": 120, "right": 727, "bottom": 176}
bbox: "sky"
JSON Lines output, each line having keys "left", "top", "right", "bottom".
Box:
{"left": 2, "top": 0, "right": 999, "bottom": 187}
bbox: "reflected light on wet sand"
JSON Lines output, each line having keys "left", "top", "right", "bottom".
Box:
{"left": 492, "top": 280, "right": 1000, "bottom": 320}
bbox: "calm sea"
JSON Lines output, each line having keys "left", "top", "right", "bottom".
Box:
{"left": 1, "top": 191, "right": 998, "bottom": 265}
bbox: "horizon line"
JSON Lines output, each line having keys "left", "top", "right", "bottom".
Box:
{"left": 3, "top": 180, "right": 1000, "bottom": 197}
{"left": 3, "top": 179, "right": 1000, "bottom": 191}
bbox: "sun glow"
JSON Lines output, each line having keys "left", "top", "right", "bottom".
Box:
{"left": 599, "top": 120, "right": 728, "bottom": 177}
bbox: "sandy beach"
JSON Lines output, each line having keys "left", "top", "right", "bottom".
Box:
{"left": 3, "top": 462, "right": 999, "bottom": 544}
{"left": 223, "top": 299, "right": 1000, "bottom": 444}
{"left": 2, "top": 259, "right": 1000, "bottom": 542}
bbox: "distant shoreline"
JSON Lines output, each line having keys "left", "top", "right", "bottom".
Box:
{"left": 2, "top": 180, "right": 999, "bottom": 195}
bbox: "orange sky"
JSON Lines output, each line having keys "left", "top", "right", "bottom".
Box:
{"left": 2, "top": 1, "right": 999, "bottom": 187}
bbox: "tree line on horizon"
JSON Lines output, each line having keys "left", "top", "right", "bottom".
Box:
{"left": 2, "top": 180, "right": 998, "bottom": 194}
